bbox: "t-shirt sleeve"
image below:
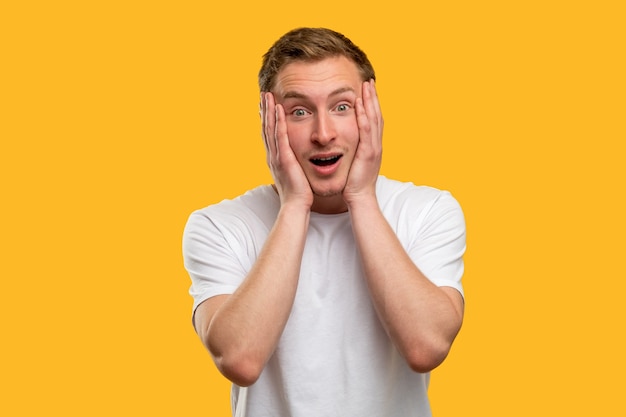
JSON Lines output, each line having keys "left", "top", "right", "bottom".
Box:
{"left": 182, "top": 209, "right": 247, "bottom": 318}
{"left": 408, "top": 191, "right": 466, "bottom": 297}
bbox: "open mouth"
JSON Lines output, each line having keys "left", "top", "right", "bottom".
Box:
{"left": 310, "top": 155, "right": 342, "bottom": 166}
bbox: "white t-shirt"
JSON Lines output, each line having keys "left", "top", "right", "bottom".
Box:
{"left": 183, "top": 176, "right": 466, "bottom": 417}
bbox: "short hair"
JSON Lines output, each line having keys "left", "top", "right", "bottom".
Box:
{"left": 258, "top": 27, "right": 376, "bottom": 92}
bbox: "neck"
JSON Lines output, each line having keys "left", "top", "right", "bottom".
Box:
{"left": 311, "top": 194, "right": 348, "bottom": 214}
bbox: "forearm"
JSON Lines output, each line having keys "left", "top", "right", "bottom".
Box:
{"left": 204, "top": 204, "right": 309, "bottom": 385}
{"left": 348, "top": 197, "right": 463, "bottom": 372}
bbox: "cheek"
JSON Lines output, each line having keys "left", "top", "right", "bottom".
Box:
{"left": 285, "top": 122, "right": 307, "bottom": 143}
{"left": 338, "top": 117, "right": 360, "bottom": 142}
{"left": 285, "top": 123, "right": 309, "bottom": 159}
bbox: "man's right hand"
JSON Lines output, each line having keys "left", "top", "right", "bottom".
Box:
{"left": 261, "top": 92, "right": 313, "bottom": 210}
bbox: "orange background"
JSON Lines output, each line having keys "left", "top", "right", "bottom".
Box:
{"left": 1, "top": 1, "right": 624, "bottom": 415}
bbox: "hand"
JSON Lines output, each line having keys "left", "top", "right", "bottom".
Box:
{"left": 343, "top": 80, "right": 384, "bottom": 205}
{"left": 261, "top": 92, "right": 313, "bottom": 209}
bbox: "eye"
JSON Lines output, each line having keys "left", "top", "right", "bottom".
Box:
{"left": 335, "top": 103, "right": 350, "bottom": 112}
{"left": 292, "top": 108, "right": 308, "bottom": 117}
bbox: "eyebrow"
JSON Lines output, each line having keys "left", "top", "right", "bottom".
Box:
{"left": 281, "top": 86, "right": 356, "bottom": 100}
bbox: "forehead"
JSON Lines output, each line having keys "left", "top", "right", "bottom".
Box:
{"left": 273, "top": 56, "right": 362, "bottom": 98}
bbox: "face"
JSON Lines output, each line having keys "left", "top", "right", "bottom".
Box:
{"left": 272, "top": 56, "right": 363, "bottom": 212}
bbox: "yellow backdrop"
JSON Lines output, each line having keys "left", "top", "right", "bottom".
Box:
{"left": 2, "top": 1, "right": 624, "bottom": 416}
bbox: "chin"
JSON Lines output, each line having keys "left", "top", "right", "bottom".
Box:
{"left": 310, "top": 181, "right": 346, "bottom": 198}
{"left": 313, "top": 189, "right": 343, "bottom": 198}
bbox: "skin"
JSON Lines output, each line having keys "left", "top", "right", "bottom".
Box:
{"left": 194, "top": 56, "right": 464, "bottom": 387}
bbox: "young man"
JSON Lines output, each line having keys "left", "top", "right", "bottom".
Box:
{"left": 183, "top": 27, "right": 466, "bottom": 417}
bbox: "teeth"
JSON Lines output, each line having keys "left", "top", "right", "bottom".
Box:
{"left": 311, "top": 155, "right": 340, "bottom": 166}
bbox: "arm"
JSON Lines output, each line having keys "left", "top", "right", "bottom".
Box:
{"left": 348, "top": 199, "right": 464, "bottom": 372}
{"left": 344, "top": 81, "right": 464, "bottom": 373}
{"left": 194, "top": 93, "right": 312, "bottom": 386}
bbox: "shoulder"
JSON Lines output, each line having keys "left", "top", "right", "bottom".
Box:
{"left": 185, "top": 185, "right": 279, "bottom": 238}
{"left": 376, "top": 176, "right": 465, "bottom": 237}
{"left": 376, "top": 176, "right": 461, "bottom": 213}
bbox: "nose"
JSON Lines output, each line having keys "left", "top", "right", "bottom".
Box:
{"left": 311, "top": 113, "right": 336, "bottom": 145}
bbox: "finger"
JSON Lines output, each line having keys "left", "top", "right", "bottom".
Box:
{"left": 264, "top": 92, "right": 277, "bottom": 157}
{"left": 368, "top": 79, "right": 383, "bottom": 127}
{"left": 355, "top": 96, "right": 371, "bottom": 141}
{"left": 367, "top": 81, "right": 383, "bottom": 150}
{"left": 360, "top": 81, "right": 383, "bottom": 153}
{"left": 275, "top": 103, "right": 291, "bottom": 163}
{"left": 260, "top": 92, "right": 269, "bottom": 153}
{"left": 362, "top": 80, "right": 379, "bottom": 128}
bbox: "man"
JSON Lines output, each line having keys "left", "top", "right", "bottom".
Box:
{"left": 183, "top": 27, "right": 466, "bottom": 417}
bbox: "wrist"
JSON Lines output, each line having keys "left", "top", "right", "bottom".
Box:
{"left": 277, "top": 199, "right": 312, "bottom": 221}
{"left": 344, "top": 192, "right": 379, "bottom": 213}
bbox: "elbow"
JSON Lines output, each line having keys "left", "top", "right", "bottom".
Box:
{"left": 211, "top": 350, "right": 265, "bottom": 387}
{"left": 404, "top": 338, "right": 453, "bottom": 374}
{"left": 404, "top": 315, "right": 463, "bottom": 373}
{"left": 202, "top": 326, "right": 265, "bottom": 386}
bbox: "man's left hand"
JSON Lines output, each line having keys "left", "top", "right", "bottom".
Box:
{"left": 343, "top": 79, "right": 384, "bottom": 206}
